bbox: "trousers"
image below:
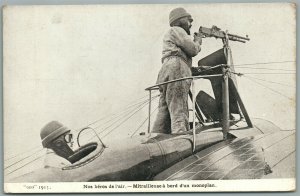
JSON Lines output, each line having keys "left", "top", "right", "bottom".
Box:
{"left": 152, "top": 57, "right": 192, "bottom": 134}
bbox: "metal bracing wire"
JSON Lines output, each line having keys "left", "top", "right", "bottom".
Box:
{"left": 5, "top": 145, "right": 43, "bottom": 162}
{"left": 130, "top": 106, "right": 159, "bottom": 138}
{"left": 5, "top": 155, "right": 45, "bottom": 176}
{"left": 5, "top": 95, "right": 160, "bottom": 177}
{"left": 102, "top": 96, "right": 160, "bottom": 139}
{"left": 237, "top": 72, "right": 295, "bottom": 75}
{"left": 4, "top": 148, "right": 44, "bottom": 170}
{"left": 92, "top": 95, "right": 160, "bottom": 132}
{"left": 75, "top": 92, "right": 160, "bottom": 131}
{"left": 5, "top": 101, "right": 154, "bottom": 175}
{"left": 80, "top": 95, "right": 159, "bottom": 135}
{"left": 243, "top": 76, "right": 294, "bottom": 101}
{"left": 235, "top": 67, "right": 295, "bottom": 72}
{"left": 245, "top": 75, "right": 295, "bottom": 88}
{"left": 83, "top": 95, "right": 160, "bottom": 142}
{"left": 233, "top": 60, "right": 295, "bottom": 67}
{"left": 4, "top": 93, "right": 159, "bottom": 170}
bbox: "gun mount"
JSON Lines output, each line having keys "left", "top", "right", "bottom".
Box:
{"left": 199, "top": 26, "right": 250, "bottom": 43}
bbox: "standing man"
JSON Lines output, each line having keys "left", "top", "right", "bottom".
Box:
{"left": 152, "top": 8, "right": 202, "bottom": 134}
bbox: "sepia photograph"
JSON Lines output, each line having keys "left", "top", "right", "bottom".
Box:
{"left": 3, "top": 3, "right": 296, "bottom": 193}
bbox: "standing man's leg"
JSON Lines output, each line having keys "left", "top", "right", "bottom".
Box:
{"left": 166, "top": 59, "right": 192, "bottom": 133}
{"left": 166, "top": 79, "right": 191, "bottom": 133}
{"left": 152, "top": 84, "right": 172, "bottom": 134}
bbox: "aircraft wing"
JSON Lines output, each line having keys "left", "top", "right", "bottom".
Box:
{"left": 153, "top": 129, "right": 295, "bottom": 180}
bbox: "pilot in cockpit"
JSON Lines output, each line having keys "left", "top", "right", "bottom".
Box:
{"left": 40, "top": 121, "right": 102, "bottom": 168}
{"left": 40, "top": 121, "right": 75, "bottom": 168}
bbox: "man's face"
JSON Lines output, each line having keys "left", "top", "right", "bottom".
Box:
{"left": 179, "top": 16, "right": 193, "bottom": 35}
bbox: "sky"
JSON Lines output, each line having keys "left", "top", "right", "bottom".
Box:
{"left": 3, "top": 3, "right": 296, "bottom": 179}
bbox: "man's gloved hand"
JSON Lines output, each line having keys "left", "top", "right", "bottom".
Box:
{"left": 193, "top": 32, "right": 202, "bottom": 45}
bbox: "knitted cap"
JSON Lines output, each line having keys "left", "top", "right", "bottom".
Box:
{"left": 169, "top": 7, "right": 192, "bottom": 26}
{"left": 40, "top": 121, "right": 70, "bottom": 148}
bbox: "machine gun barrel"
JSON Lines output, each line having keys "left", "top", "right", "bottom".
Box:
{"left": 228, "top": 33, "right": 250, "bottom": 41}
{"left": 227, "top": 35, "right": 246, "bottom": 43}
{"left": 199, "top": 26, "right": 250, "bottom": 43}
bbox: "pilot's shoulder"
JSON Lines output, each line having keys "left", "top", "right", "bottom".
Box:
{"left": 44, "top": 149, "right": 68, "bottom": 168}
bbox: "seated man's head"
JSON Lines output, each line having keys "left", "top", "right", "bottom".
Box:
{"left": 40, "top": 121, "right": 74, "bottom": 160}
{"left": 169, "top": 7, "right": 193, "bottom": 35}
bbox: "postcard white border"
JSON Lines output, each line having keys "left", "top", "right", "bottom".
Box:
{"left": 4, "top": 179, "right": 295, "bottom": 193}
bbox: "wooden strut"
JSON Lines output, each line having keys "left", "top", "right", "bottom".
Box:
{"left": 222, "top": 32, "right": 230, "bottom": 140}
{"left": 222, "top": 67, "right": 230, "bottom": 140}
{"left": 221, "top": 31, "right": 253, "bottom": 140}
{"left": 191, "top": 79, "right": 196, "bottom": 152}
{"left": 148, "top": 90, "right": 152, "bottom": 133}
{"left": 225, "top": 30, "right": 253, "bottom": 128}
{"left": 230, "top": 80, "right": 253, "bottom": 127}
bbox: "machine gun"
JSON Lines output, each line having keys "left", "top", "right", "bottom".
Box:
{"left": 199, "top": 25, "right": 250, "bottom": 43}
